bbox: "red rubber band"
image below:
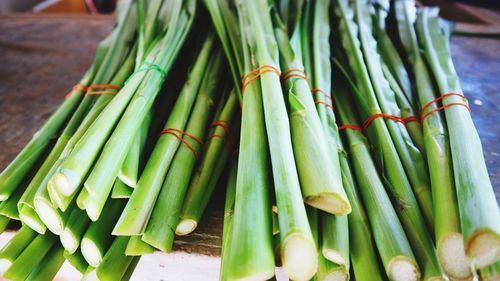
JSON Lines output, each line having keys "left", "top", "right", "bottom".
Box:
{"left": 65, "top": 84, "right": 88, "bottom": 99}
{"left": 315, "top": 101, "right": 335, "bottom": 111}
{"left": 241, "top": 65, "right": 281, "bottom": 96}
{"left": 86, "top": 84, "right": 121, "bottom": 96}
{"left": 363, "top": 113, "right": 404, "bottom": 130}
{"left": 281, "top": 69, "right": 307, "bottom": 81}
{"left": 338, "top": 124, "right": 363, "bottom": 131}
{"left": 160, "top": 128, "right": 203, "bottom": 158}
{"left": 311, "top": 88, "right": 333, "bottom": 102}
{"left": 419, "top": 92, "right": 469, "bottom": 122}
{"left": 403, "top": 116, "right": 420, "bottom": 125}
{"left": 210, "top": 120, "right": 231, "bottom": 135}
{"left": 207, "top": 134, "right": 225, "bottom": 141}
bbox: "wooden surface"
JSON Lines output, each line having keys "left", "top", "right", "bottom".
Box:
{"left": 0, "top": 13, "right": 498, "bottom": 260}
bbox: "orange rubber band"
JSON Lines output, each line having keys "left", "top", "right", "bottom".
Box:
{"left": 86, "top": 84, "right": 121, "bottom": 96}
{"left": 420, "top": 92, "right": 469, "bottom": 122}
{"left": 403, "top": 116, "right": 420, "bottom": 125}
{"left": 160, "top": 128, "right": 203, "bottom": 158}
{"left": 241, "top": 65, "right": 281, "bottom": 96}
{"left": 207, "top": 134, "right": 225, "bottom": 141}
{"left": 65, "top": 84, "right": 88, "bottom": 99}
{"left": 311, "top": 88, "right": 333, "bottom": 102}
{"left": 363, "top": 113, "right": 404, "bottom": 130}
{"left": 210, "top": 120, "right": 231, "bottom": 135}
{"left": 338, "top": 124, "right": 363, "bottom": 132}
{"left": 281, "top": 69, "right": 307, "bottom": 81}
{"left": 315, "top": 101, "right": 335, "bottom": 111}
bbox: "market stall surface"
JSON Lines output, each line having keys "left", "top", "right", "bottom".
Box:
{"left": 0, "top": 14, "right": 498, "bottom": 281}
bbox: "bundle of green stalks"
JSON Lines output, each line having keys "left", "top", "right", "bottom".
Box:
{"left": 0, "top": 0, "right": 498, "bottom": 280}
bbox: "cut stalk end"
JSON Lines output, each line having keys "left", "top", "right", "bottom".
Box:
{"left": 19, "top": 210, "right": 46, "bottom": 234}
{"left": 0, "top": 259, "right": 12, "bottom": 275}
{"left": 175, "top": 219, "right": 197, "bottom": 236}
{"left": 117, "top": 173, "right": 136, "bottom": 188}
{"left": 54, "top": 172, "right": 73, "bottom": 196}
{"left": 81, "top": 238, "right": 103, "bottom": 267}
{"left": 466, "top": 230, "right": 500, "bottom": 269}
{"left": 388, "top": 257, "right": 420, "bottom": 281}
{"left": 304, "top": 193, "right": 351, "bottom": 215}
{"left": 34, "top": 198, "right": 63, "bottom": 235}
{"left": 282, "top": 233, "right": 318, "bottom": 281}
{"left": 437, "top": 233, "right": 473, "bottom": 280}
{"left": 60, "top": 229, "right": 78, "bottom": 254}
{"left": 322, "top": 249, "right": 347, "bottom": 266}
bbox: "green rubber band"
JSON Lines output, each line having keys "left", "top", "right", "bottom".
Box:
{"left": 125, "top": 62, "right": 167, "bottom": 84}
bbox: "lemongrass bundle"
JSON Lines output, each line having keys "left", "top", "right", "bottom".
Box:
{"left": 395, "top": 2, "right": 473, "bottom": 279}
{"left": 417, "top": 7, "right": 500, "bottom": 269}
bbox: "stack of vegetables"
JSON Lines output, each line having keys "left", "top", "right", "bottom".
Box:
{"left": 0, "top": 0, "right": 498, "bottom": 280}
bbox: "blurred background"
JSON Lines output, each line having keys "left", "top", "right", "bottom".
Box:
{"left": 0, "top": 0, "right": 116, "bottom": 14}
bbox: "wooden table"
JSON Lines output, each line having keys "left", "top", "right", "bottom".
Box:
{"left": 0, "top": 13, "right": 499, "bottom": 261}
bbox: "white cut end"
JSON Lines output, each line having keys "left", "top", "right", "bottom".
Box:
{"left": 34, "top": 199, "right": 63, "bottom": 235}
{"left": 54, "top": 173, "right": 72, "bottom": 196}
{"left": 323, "top": 249, "right": 347, "bottom": 265}
{"left": 282, "top": 233, "right": 318, "bottom": 281}
{"left": 0, "top": 258, "right": 12, "bottom": 275}
{"left": 176, "top": 219, "right": 197, "bottom": 236}
{"left": 388, "top": 258, "right": 419, "bottom": 281}
{"left": 467, "top": 231, "right": 500, "bottom": 269}
{"left": 84, "top": 199, "right": 100, "bottom": 222}
{"left": 19, "top": 212, "right": 46, "bottom": 234}
{"left": 323, "top": 270, "right": 349, "bottom": 281}
{"left": 438, "top": 233, "right": 473, "bottom": 280}
{"left": 305, "top": 193, "right": 352, "bottom": 216}
{"left": 60, "top": 229, "right": 78, "bottom": 253}
{"left": 81, "top": 238, "right": 103, "bottom": 267}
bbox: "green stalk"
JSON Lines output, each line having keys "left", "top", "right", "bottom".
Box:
{"left": 122, "top": 257, "right": 141, "bottom": 281}
{"left": 60, "top": 207, "right": 90, "bottom": 253}
{"left": 0, "top": 226, "right": 36, "bottom": 274}
{"left": 372, "top": 3, "right": 424, "bottom": 155}
{"left": 220, "top": 159, "right": 237, "bottom": 281}
{"left": 417, "top": 7, "right": 500, "bottom": 269}
{"left": 0, "top": 183, "right": 26, "bottom": 221}
{"left": 321, "top": 212, "right": 349, "bottom": 268}
{"left": 64, "top": 249, "right": 89, "bottom": 273}
{"left": 113, "top": 34, "right": 215, "bottom": 235}
{"left": 338, "top": 140, "right": 385, "bottom": 281}
{"left": 396, "top": 2, "right": 472, "bottom": 279}
{"left": 333, "top": 83, "right": 420, "bottom": 281}
{"left": 238, "top": 1, "right": 317, "bottom": 279}
{"left": 0, "top": 80, "right": 86, "bottom": 201}
{"left": 272, "top": 6, "right": 351, "bottom": 215}
{"left": 334, "top": 1, "right": 442, "bottom": 279}
{"left": 381, "top": 62, "right": 424, "bottom": 154}
{"left": 16, "top": 69, "right": 93, "bottom": 230}
{"left": 479, "top": 261, "right": 500, "bottom": 281}
{"left": 126, "top": 236, "right": 154, "bottom": 256}
{"left": 177, "top": 91, "right": 239, "bottom": 235}
{"left": 26, "top": 244, "right": 65, "bottom": 281}
{"left": 81, "top": 198, "right": 126, "bottom": 266}
{"left": 81, "top": 2, "right": 197, "bottom": 221}
{"left": 66, "top": 252, "right": 89, "bottom": 274}
{"left": 353, "top": 0, "right": 434, "bottom": 232}
{"left": 308, "top": 207, "right": 349, "bottom": 281}
{"left": 3, "top": 233, "right": 57, "bottom": 281}
{"left": 96, "top": 236, "right": 135, "bottom": 281}
{"left": 142, "top": 50, "right": 224, "bottom": 252}
{"left": 118, "top": 112, "right": 152, "bottom": 188}
{"left": 0, "top": 216, "right": 9, "bottom": 233}
{"left": 111, "top": 178, "right": 134, "bottom": 199}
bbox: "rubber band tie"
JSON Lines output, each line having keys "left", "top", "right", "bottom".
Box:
{"left": 419, "top": 92, "right": 469, "bottom": 123}
{"left": 160, "top": 128, "right": 203, "bottom": 158}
